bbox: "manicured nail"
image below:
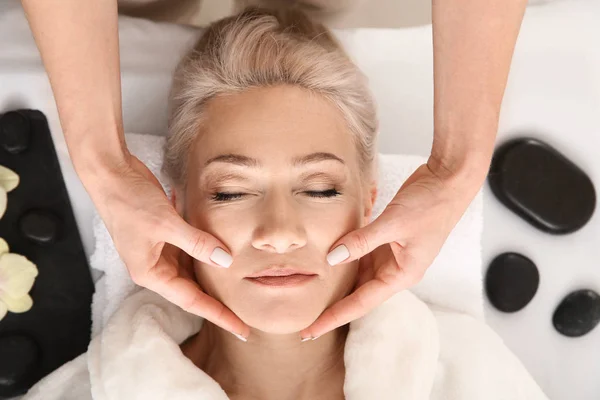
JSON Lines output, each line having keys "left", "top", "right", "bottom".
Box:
{"left": 231, "top": 332, "right": 247, "bottom": 342}
{"left": 327, "top": 245, "right": 349, "bottom": 266}
{"left": 210, "top": 247, "right": 233, "bottom": 268}
{"left": 300, "top": 336, "right": 313, "bottom": 342}
{"left": 311, "top": 335, "right": 321, "bottom": 341}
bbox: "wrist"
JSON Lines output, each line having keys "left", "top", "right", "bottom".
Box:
{"left": 427, "top": 149, "right": 492, "bottom": 197}
{"left": 68, "top": 131, "right": 131, "bottom": 183}
{"left": 429, "top": 122, "right": 497, "bottom": 186}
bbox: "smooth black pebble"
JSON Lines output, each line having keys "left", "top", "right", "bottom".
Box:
{"left": 485, "top": 252, "right": 539, "bottom": 313}
{"left": 553, "top": 289, "right": 600, "bottom": 337}
{"left": 0, "top": 111, "right": 31, "bottom": 154}
{"left": 0, "top": 334, "right": 39, "bottom": 388}
{"left": 19, "top": 209, "right": 60, "bottom": 244}
{"left": 488, "top": 138, "right": 596, "bottom": 234}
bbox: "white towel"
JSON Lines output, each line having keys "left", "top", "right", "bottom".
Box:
{"left": 89, "top": 132, "right": 484, "bottom": 338}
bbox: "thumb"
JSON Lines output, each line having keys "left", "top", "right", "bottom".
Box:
{"left": 326, "top": 214, "right": 396, "bottom": 266}
{"left": 163, "top": 213, "right": 233, "bottom": 269}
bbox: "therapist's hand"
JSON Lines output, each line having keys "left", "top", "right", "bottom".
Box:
{"left": 85, "top": 154, "right": 250, "bottom": 339}
{"left": 300, "top": 158, "right": 486, "bottom": 340}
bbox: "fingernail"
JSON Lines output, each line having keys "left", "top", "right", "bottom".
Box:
{"left": 231, "top": 332, "right": 248, "bottom": 342}
{"left": 311, "top": 335, "right": 321, "bottom": 341}
{"left": 300, "top": 336, "right": 313, "bottom": 342}
{"left": 210, "top": 247, "right": 233, "bottom": 268}
{"left": 327, "top": 245, "right": 349, "bottom": 266}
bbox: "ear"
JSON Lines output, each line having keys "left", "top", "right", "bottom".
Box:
{"left": 363, "top": 183, "right": 378, "bottom": 224}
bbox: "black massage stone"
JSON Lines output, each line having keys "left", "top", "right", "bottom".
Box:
{"left": 553, "top": 289, "right": 600, "bottom": 338}
{"left": 0, "top": 110, "right": 94, "bottom": 399}
{"left": 19, "top": 209, "right": 60, "bottom": 244}
{"left": 485, "top": 252, "right": 539, "bottom": 313}
{"left": 0, "top": 111, "right": 31, "bottom": 155}
{"left": 488, "top": 138, "right": 596, "bottom": 234}
{"left": 0, "top": 334, "right": 39, "bottom": 388}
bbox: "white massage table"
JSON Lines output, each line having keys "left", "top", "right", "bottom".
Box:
{"left": 1, "top": 0, "right": 599, "bottom": 398}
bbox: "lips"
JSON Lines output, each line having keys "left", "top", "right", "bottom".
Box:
{"left": 246, "top": 274, "right": 317, "bottom": 287}
{"left": 246, "top": 267, "right": 316, "bottom": 278}
{"left": 244, "top": 267, "right": 318, "bottom": 287}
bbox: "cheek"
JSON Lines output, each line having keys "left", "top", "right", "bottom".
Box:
{"left": 330, "top": 260, "right": 360, "bottom": 301}
{"left": 304, "top": 200, "right": 364, "bottom": 251}
{"left": 186, "top": 202, "right": 253, "bottom": 299}
{"left": 192, "top": 261, "right": 234, "bottom": 301}
{"left": 187, "top": 202, "right": 254, "bottom": 253}
{"left": 304, "top": 201, "right": 362, "bottom": 299}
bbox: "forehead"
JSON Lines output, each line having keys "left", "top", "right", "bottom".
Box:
{"left": 190, "top": 85, "right": 358, "bottom": 167}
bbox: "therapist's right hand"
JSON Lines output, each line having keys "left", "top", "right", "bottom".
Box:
{"left": 85, "top": 154, "right": 250, "bottom": 339}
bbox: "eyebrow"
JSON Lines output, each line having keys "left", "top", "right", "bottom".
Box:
{"left": 203, "top": 152, "right": 345, "bottom": 168}
{"left": 203, "top": 154, "right": 259, "bottom": 168}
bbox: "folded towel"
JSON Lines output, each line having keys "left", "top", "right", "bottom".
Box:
{"left": 89, "top": 133, "right": 484, "bottom": 338}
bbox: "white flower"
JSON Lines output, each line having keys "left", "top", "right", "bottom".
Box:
{"left": 0, "top": 165, "right": 19, "bottom": 192}
{"left": 0, "top": 165, "right": 19, "bottom": 218}
{"left": 0, "top": 187, "right": 5, "bottom": 220}
{"left": 0, "top": 238, "right": 38, "bottom": 321}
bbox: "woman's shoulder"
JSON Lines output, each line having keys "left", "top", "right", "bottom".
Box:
{"left": 344, "top": 291, "right": 548, "bottom": 400}
{"left": 22, "top": 353, "right": 92, "bottom": 400}
{"left": 23, "top": 289, "right": 209, "bottom": 400}
{"left": 427, "top": 304, "right": 549, "bottom": 400}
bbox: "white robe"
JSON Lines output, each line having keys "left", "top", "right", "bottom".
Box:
{"left": 23, "top": 288, "right": 549, "bottom": 400}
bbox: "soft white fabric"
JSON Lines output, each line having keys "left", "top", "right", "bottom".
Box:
{"left": 23, "top": 284, "right": 549, "bottom": 399}
{"left": 21, "top": 133, "right": 548, "bottom": 399}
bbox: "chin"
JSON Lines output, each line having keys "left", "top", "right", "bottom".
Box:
{"left": 234, "top": 299, "right": 324, "bottom": 335}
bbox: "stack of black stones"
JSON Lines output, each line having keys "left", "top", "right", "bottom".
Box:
{"left": 0, "top": 110, "right": 94, "bottom": 399}
{"left": 486, "top": 138, "right": 599, "bottom": 338}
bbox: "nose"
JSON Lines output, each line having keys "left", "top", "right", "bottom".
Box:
{"left": 251, "top": 193, "right": 307, "bottom": 254}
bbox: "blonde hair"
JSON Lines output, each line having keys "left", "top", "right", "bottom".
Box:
{"left": 163, "top": 7, "right": 378, "bottom": 188}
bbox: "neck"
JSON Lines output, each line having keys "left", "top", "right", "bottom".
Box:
{"left": 181, "top": 322, "right": 348, "bottom": 400}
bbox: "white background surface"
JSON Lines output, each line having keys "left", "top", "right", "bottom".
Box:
{"left": 1, "top": 0, "right": 599, "bottom": 399}
{"left": 348, "top": 3, "right": 600, "bottom": 399}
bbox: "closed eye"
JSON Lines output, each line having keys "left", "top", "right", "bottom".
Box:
{"left": 305, "top": 189, "right": 340, "bottom": 198}
{"left": 212, "top": 189, "right": 341, "bottom": 202}
{"left": 212, "top": 192, "right": 246, "bottom": 202}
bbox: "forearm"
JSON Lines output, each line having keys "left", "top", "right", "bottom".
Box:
{"left": 21, "top": 0, "right": 128, "bottom": 177}
{"left": 430, "top": 0, "right": 528, "bottom": 185}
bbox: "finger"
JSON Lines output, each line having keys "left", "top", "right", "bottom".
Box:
{"left": 299, "top": 279, "right": 397, "bottom": 340}
{"left": 327, "top": 214, "right": 398, "bottom": 266}
{"left": 158, "top": 242, "right": 195, "bottom": 281}
{"left": 355, "top": 253, "right": 376, "bottom": 289}
{"left": 147, "top": 267, "right": 250, "bottom": 338}
{"left": 162, "top": 213, "right": 233, "bottom": 269}
{"left": 387, "top": 242, "right": 429, "bottom": 288}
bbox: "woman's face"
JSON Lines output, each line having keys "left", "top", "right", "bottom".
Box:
{"left": 174, "top": 85, "right": 376, "bottom": 334}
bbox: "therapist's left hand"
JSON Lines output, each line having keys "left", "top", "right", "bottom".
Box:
{"left": 299, "top": 158, "right": 487, "bottom": 340}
